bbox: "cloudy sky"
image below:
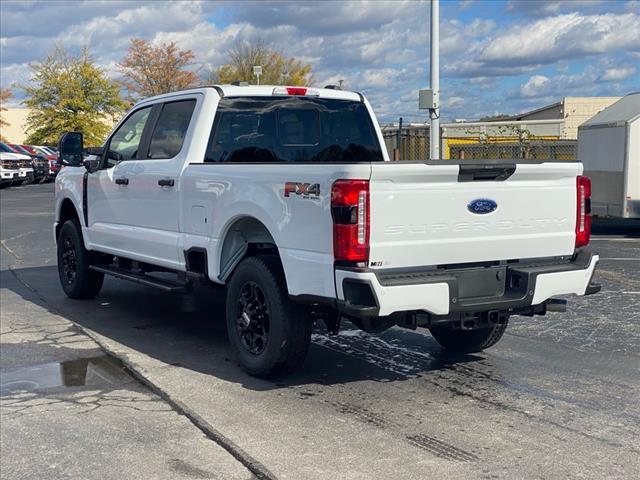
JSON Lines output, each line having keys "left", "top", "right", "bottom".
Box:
{"left": 1, "top": 0, "right": 638, "bottom": 123}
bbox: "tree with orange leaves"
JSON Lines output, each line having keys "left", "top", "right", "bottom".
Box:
{"left": 118, "top": 38, "right": 199, "bottom": 100}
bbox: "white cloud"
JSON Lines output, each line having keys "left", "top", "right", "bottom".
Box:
{"left": 481, "top": 13, "right": 640, "bottom": 66}
{"left": 600, "top": 66, "right": 637, "bottom": 81}
{"left": 1, "top": 0, "right": 638, "bottom": 122}
{"left": 513, "top": 65, "right": 634, "bottom": 102}
{"left": 443, "top": 96, "right": 465, "bottom": 108}
{"left": 230, "top": 1, "right": 422, "bottom": 35}
{"left": 506, "top": 1, "right": 611, "bottom": 18}
{"left": 520, "top": 75, "right": 551, "bottom": 98}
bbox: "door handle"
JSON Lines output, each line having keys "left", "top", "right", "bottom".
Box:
{"left": 158, "top": 178, "right": 175, "bottom": 187}
{"left": 115, "top": 177, "right": 129, "bottom": 185}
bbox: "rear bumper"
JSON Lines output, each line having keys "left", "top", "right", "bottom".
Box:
{"left": 335, "top": 249, "right": 599, "bottom": 318}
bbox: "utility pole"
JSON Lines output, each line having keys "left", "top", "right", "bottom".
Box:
{"left": 418, "top": 0, "right": 441, "bottom": 160}
{"left": 429, "top": 0, "right": 440, "bottom": 160}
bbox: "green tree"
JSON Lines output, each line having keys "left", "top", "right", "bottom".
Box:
{"left": 216, "top": 41, "right": 313, "bottom": 86}
{"left": 118, "top": 38, "right": 199, "bottom": 99}
{"left": 0, "top": 87, "right": 12, "bottom": 142}
{"left": 22, "top": 45, "right": 126, "bottom": 146}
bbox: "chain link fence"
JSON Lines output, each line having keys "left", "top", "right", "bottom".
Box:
{"left": 447, "top": 140, "right": 577, "bottom": 161}
{"left": 381, "top": 123, "right": 577, "bottom": 161}
{"left": 381, "top": 125, "right": 429, "bottom": 161}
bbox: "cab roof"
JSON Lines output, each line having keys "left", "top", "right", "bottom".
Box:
{"left": 136, "top": 85, "right": 364, "bottom": 106}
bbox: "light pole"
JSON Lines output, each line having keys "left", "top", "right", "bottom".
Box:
{"left": 429, "top": 0, "right": 440, "bottom": 160}
{"left": 418, "top": 0, "right": 441, "bottom": 160}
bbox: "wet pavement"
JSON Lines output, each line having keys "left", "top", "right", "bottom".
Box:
{"left": 1, "top": 355, "right": 130, "bottom": 397}
{"left": 1, "top": 183, "right": 639, "bottom": 479}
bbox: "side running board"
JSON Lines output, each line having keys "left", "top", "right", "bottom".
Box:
{"left": 90, "top": 265, "right": 192, "bottom": 293}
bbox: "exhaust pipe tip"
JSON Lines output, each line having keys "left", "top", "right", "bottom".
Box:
{"left": 487, "top": 310, "right": 500, "bottom": 324}
{"left": 546, "top": 298, "right": 567, "bottom": 312}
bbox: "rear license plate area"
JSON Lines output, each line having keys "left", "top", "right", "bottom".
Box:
{"left": 457, "top": 266, "right": 506, "bottom": 299}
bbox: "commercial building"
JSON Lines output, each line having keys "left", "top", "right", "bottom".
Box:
{"left": 439, "top": 96, "right": 622, "bottom": 160}
{"left": 0, "top": 108, "right": 30, "bottom": 144}
{"left": 511, "top": 96, "right": 621, "bottom": 139}
{"left": 0, "top": 107, "right": 118, "bottom": 145}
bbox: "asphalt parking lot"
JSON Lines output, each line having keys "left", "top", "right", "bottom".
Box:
{"left": 2, "top": 182, "right": 639, "bottom": 479}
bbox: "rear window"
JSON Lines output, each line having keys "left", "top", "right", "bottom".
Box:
{"left": 204, "top": 97, "right": 383, "bottom": 163}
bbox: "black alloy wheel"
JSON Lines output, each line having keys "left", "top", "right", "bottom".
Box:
{"left": 56, "top": 219, "right": 104, "bottom": 299}
{"left": 236, "top": 281, "right": 270, "bottom": 355}
{"left": 225, "top": 256, "right": 313, "bottom": 378}
{"left": 60, "top": 236, "right": 78, "bottom": 286}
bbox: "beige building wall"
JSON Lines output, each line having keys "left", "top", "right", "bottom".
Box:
{"left": 0, "top": 108, "right": 30, "bottom": 144}
{"left": 561, "top": 97, "right": 621, "bottom": 139}
{"left": 0, "top": 107, "right": 119, "bottom": 145}
{"left": 516, "top": 97, "right": 621, "bottom": 139}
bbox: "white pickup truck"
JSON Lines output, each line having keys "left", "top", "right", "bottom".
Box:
{"left": 54, "top": 85, "right": 600, "bottom": 377}
{"left": 0, "top": 143, "right": 34, "bottom": 186}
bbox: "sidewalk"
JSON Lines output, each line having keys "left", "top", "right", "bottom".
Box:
{"left": 0, "top": 254, "right": 254, "bottom": 480}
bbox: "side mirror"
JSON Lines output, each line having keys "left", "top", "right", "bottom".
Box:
{"left": 83, "top": 158, "right": 101, "bottom": 173}
{"left": 58, "top": 132, "right": 84, "bottom": 167}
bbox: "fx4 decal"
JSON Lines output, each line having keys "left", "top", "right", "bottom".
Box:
{"left": 284, "top": 182, "right": 320, "bottom": 198}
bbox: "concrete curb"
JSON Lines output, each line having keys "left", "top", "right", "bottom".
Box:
{"left": 10, "top": 266, "right": 278, "bottom": 480}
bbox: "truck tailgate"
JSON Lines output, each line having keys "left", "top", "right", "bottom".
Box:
{"left": 368, "top": 162, "right": 581, "bottom": 268}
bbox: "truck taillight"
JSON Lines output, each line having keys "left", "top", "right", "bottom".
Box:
{"left": 272, "top": 86, "right": 319, "bottom": 96}
{"left": 331, "top": 180, "right": 369, "bottom": 263}
{"left": 575, "top": 175, "right": 591, "bottom": 248}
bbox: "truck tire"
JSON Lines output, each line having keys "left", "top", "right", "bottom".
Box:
{"left": 57, "top": 219, "right": 104, "bottom": 299}
{"left": 226, "top": 255, "right": 312, "bottom": 378}
{"left": 429, "top": 319, "right": 509, "bottom": 353}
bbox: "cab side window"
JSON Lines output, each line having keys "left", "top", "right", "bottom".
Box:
{"left": 107, "top": 107, "right": 151, "bottom": 167}
{"left": 147, "top": 100, "right": 196, "bottom": 159}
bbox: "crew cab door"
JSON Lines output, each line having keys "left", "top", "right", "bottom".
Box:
{"left": 89, "top": 96, "right": 198, "bottom": 269}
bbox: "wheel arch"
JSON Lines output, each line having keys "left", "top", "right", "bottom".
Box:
{"left": 56, "top": 197, "right": 81, "bottom": 241}
{"left": 217, "top": 215, "right": 281, "bottom": 283}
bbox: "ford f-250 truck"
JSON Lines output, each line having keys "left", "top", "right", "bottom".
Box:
{"left": 54, "top": 85, "right": 600, "bottom": 377}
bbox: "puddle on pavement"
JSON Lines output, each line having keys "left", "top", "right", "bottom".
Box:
{"left": 0, "top": 355, "right": 132, "bottom": 396}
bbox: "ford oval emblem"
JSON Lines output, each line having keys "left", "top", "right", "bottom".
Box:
{"left": 467, "top": 198, "right": 498, "bottom": 214}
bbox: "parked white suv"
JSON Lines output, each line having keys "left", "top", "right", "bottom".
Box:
{"left": 1, "top": 157, "right": 20, "bottom": 187}
{"left": 0, "top": 144, "right": 33, "bottom": 185}
{"left": 53, "top": 85, "right": 600, "bottom": 377}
